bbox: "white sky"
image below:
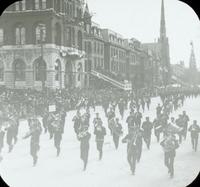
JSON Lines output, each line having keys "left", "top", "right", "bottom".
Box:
{"left": 87, "top": 0, "right": 200, "bottom": 68}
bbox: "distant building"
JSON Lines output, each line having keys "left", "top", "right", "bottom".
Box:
{"left": 171, "top": 61, "right": 186, "bottom": 80}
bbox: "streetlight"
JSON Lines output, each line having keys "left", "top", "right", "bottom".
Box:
{"left": 38, "top": 24, "right": 46, "bottom": 91}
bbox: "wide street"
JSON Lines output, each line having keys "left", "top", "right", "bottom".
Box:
{"left": 0, "top": 96, "right": 200, "bottom": 187}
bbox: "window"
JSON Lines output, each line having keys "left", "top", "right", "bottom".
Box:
{"left": 34, "top": 58, "right": 47, "bottom": 81}
{"left": 14, "top": 60, "right": 26, "bottom": 81}
{"left": 41, "top": 0, "right": 46, "bottom": 9}
{"left": 0, "top": 29, "right": 4, "bottom": 45}
{"left": 21, "top": 0, "right": 26, "bottom": 10}
{"left": 0, "top": 61, "right": 4, "bottom": 81}
{"left": 15, "top": 2, "right": 20, "bottom": 11}
{"left": 35, "top": 0, "right": 40, "bottom": 10}
{"left": 55, "top": 60, "right": 61, "bottom": 81}
{"left": 15, "top": 25, "right": 26, "bottom": 45}
{"left": 35, "top": 23, "right": 46, "bottom": 44}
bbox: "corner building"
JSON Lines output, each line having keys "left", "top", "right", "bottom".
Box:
{"left": 0, "top": 0, "right": 87, "bottom": 89}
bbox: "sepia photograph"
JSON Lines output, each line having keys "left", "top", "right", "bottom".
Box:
{"left": 0, "top": 0, "right": 200, "bottom": 187}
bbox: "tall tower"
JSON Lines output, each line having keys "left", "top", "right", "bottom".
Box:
{"left": 189, "top": 41, "right": 198, "bottom": 85}
{"left": 189, "top": 41, "right": 197, "bottom": 70}
{"left": 159, "top": 0, "right": 171, "bottom": 85}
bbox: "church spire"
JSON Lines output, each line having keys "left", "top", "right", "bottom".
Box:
{"left": 160, "top": 0, "right": 166, "bottom": 39}
{"left": 189, "top": 41, "right": 197, "bottom": 70}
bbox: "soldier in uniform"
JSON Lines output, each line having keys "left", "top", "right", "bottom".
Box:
{"left": 5, "top": 114, "right": 18, "bottom": 153}
{"left": 77, "top": 126, "right": 91, "bottom": 171}
{"left": 156, "top": 104, "right": 162, "bottom": 118}
{"left": 160, "top": 132, "right": 179, "bottom": 178}
{"left": 93, "top": 113, "right": 103, "bottom": 128}
{"left": 23, "top": 116, "right": 42, "bottom": 166}
{"left": 188, "top": 120, "right": 200, "bottom": 152}
{"left": 60, "top": 107, "right": 66, "bottom": 134}
{"left": 42, "top": 109, "right": 49, "bottom": 134}
{"left": 52, "top": 113, "right": 63, "bottom": 156}
{"left": 0, "top": 118, "right": 6, "bottom": 162}
{"left": 72, "top": 110, "right": 82, "bottom": 137}
{"left": 181, "top": 111, "right": 190, "bottom": 140}
{"left": 107, "top": 108, "right": 115, "bottom": 135}
{"left": 122, "top": 126, "right": 143, "bottom": 175}
{"left": 175, "top": 114, "right": 184, "bottom": 143}
{"left": 142, "top": 117, "right": 153, "bottom": 150}
{"left": 94, "top": 120, "right": 106, "bottom": 160}
{"left": 118, "top": 98, "right": 125, "bottom": 119}
{"left": 112, "top": 118, "right": 123, "bottom": 150}
{"left": 153, "top": 117, "right": 163, "bottom": 142}
{"left": 134, "top": 110, "right": 142, "bottom": 128}
{"left": 126, "top": 111, "right": 135, "bottom": 133}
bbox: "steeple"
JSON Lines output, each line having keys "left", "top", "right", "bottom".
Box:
{"left": 189, "top": 41, "right": 197, "bottom": 70}
{"left": 160, "top": 0, "right": 166, "bottom": 39}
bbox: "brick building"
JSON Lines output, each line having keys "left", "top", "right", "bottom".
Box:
{"left": 0, "top": 0, "right": 87, "bottom": 89}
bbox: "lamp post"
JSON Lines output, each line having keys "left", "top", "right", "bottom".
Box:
{"left": 38, "top": 24, "right": 46, "bottom": 91}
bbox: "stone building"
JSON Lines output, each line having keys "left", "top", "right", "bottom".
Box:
{"left": 0, "top": 0, "right": 87, "bottom": 90}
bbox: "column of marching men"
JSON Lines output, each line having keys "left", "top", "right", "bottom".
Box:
{"left": 0, "top": 88, "right": 200, "bottom": 179}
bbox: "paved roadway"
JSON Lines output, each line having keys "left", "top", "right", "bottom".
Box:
{"left": 0, "top": 96, "right": 200, "bottom": 187}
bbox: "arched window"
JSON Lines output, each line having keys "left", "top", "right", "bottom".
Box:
{"left": 0, "top": 29, "right": 4, "bottom": 45}
{"left": 13, "top": 59, "right": 26, "bottom": 81}
{"left": 77, "top": 63, "right": 83, "bottom": 82}
{"left": 71, "top": 27, "right": 75, "bottom": 46}
{"left": 0, "top": 61, "right": 4, "bottom": 81}
{"left": 15, "top": 24, "right": 26, "bottom": 45}
{"left": 35, "top": 0, "right": 40, "bottom": 10}
{"left": 34, "top": 58, "right": 47, "bottom": 81}
{"left": 35, "top": 23, "right": 46, "bottom": 44}
{"left": 55, "top": 23, "right": 61, "bottom": 45}
{"left": 41, "top": 0, "right": 46, "bottom": 9}
{"left": 77, "top": 31, "right": 82, "bottom": 50}
{"left": 15, "top": 2, "right": 20, "bottom": 11}
{"left": 55, "top": 60, "right": 61, "bottom": 81}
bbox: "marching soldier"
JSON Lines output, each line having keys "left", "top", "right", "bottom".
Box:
{"left": 156, "top": 104, "right": 162, "bottom": 118}
{"left": 126, "top": 111, "right": 135, "bottom": 133}
{"left": 72, "top": 110, "right": 82, "bottom": 137}
{"left": 153, "top": 117, "right": 162, "bottom": 142}
{"left": 112, "top": 118, "right": 123, "bottom": 150}
{"left": 42, "top": 109, "right": 49, "bottom": 134}
{"left": 93, "top": 113, "right": 102, "bottom": 128}
{"left": 0, "top": 119, "right": 6, "bottom": 162}
{"left": 52, "top": 113, "right": 63, "bottom": 157}
{"left": 118, "top": 98, "right": 125, "bottom": 119}
{"left": 181, "top": 111, "right": 190, "bottom": 140}
{"left": 23, "top": 116, "right": 42, "bottom": 166}
{"left": 60, "top": 108, "right": 66, "bottom": 134}
{"left": 107, "top": 108, "right": 115, "bottom": 135}
{"left": 142, "top": 117, "right": 153, "bottom": 150}
{"left": 134, "top": 110, "right": 142, "bottom": 128}
{"left": 188, "top": 120, "right": 200, "bottom": 152}
{"left": 160, "top": 132, "right": 179, "bottom": 178}
{"left": 5, "top": 115, "right": 18, "bottom": 153}
{"left": 77, "top": 126, "right": 91, "bottom": 171}
{"left": 175, "top": 114, "right": 184, "bottom": 144}
{"left": 94, "top": 120, "right": 106, "bottom": 160}
{"left": 122, "top": 126, "right": 143, "bottom": 175}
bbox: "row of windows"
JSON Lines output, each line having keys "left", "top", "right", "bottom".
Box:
{"left": 0, "top": 24, "right": 83, "bottom": 50}
{"left": 94, "top": 57, "right": 104, "bottom": 69}
{"left": 15, "top": 0, "right": 46, "bottom": 11}
{"left": 94, "top": 41, "right": 104, "bottom": 55}
{"left": 0, "top": 59, "right": 62, "bottom": 82}
{"left": 109, "top": 34, "right": 124, "bottom": 45}
{"left": 111, "top": 47, "right": 126, "bottom": 60}
{"left": 111, "top": 61, "right": 126, "bottom": 74}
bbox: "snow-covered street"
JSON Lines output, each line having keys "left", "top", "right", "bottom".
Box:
{"left": 0, "top": 97, "right": 200, "bottom": 187}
